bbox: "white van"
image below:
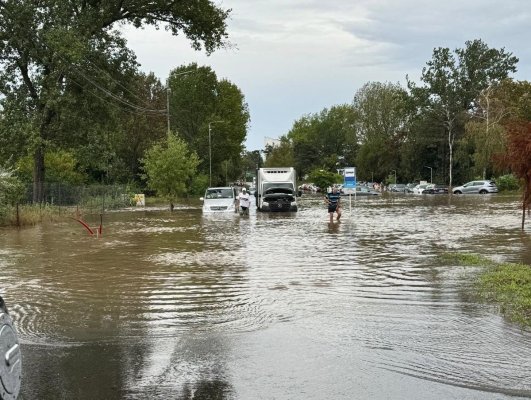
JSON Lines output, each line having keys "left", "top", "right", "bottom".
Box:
{"left": 200, "top": 187, "right": 238, "bottom": 213}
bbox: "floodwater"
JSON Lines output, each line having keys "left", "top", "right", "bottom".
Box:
{"left": 1, "top": 193, "right": 531, "bottom": 399}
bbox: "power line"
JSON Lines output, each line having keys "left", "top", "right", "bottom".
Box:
{"left": 46, "top": 44, "right": 166, "bottom": 114}
{"left": 69, "top": 63, "right": 166, "bottom": 114}
{"left": 81, "top": 56, "right": 157, "bottom": 107}
{"left": 68, "top": 75, "right": 149, "bottom": 116}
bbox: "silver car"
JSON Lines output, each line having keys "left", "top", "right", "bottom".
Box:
{"left": 452, "top": 180, "right": 498, "bottom": 194}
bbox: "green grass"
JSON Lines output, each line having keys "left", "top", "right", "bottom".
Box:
{"left": 0, "top": 204, "right": 64, "bottom": 226}
{"left": 441, "top": 252, "right": 487, "bottom": 266}
{"left": 478, "top": 262, "right": 531, "bottom": 327}
{"left": 446, "top": 252, "right": 531, "bottom": 327}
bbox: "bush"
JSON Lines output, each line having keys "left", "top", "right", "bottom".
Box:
{"left": 0, "top": 166, "right": 26, "bottom": 219}
{"left": 190, "top": 174, "right": 209, "bottom": 196}
{"left": 495, "top": 174, "right": 520, "bottom": 192}
{"left": 308, "top": 169, "right": 342, "bottom": 192}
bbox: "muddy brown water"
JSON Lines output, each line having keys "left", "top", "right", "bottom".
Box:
{"left": 1, "top": 193, "right": 530, "bottom": 399}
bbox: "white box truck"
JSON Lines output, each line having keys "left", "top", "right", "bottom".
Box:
{"left": 255, "top": 167, "right": 300, "bottom": 212}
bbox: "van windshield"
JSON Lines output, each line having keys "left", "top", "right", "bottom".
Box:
{"left": 205, "top": 189, "right": 234, "bottom": 199}
{"left": 263, "top": 182, "right": 294, "bottom": 191}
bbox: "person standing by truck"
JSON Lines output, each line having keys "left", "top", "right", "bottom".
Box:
{"left": 325, "top": 186, "right": 341, "bottom": 222}
{"left": 237, "top": 188, "right": 251, "bottom": 215}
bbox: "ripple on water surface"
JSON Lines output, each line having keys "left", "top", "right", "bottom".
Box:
{"left": 1, "top": 196, "right": 530, "bottom": 397}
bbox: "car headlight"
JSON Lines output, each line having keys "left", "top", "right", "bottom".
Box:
{"left": 262, "top": 201, "right": 269, "bottom": 206}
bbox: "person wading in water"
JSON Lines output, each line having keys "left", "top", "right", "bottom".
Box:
{"left": 237, "top": 187, "right": 251, "bottom": 215}
{"left": 325, "top": 186, "right": 342, "bottom": 223}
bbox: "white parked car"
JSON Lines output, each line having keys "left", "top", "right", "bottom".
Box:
{"left": 412, "top": 184, "right": 429, "bottom": 194}
{"left": 200, "top": 187, "right": 238, "bottom": 213}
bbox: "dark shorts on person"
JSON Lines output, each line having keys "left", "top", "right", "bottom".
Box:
{"left": 328, "top": 204, "right": 338, "bottom": 213}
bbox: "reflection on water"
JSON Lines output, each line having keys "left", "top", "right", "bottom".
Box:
{"left": 1, "top": 194, "right": 530, "bottom": 399}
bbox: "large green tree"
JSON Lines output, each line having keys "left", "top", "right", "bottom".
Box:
{"left": 353, "top": 82, "right": 409, "bottom": 182}
{"left": 167, "top": 63, "right": 249, "bottom": 186}
{"left": 408, "top": 39, "right": 518, "bottom": 188}
{"left": 113, "top": 72, "right": 167, "bottom": 183}
{"left": 0, "top": 0, "right": 230, "bottom": 202}
{"left": 287, "top": 104, "right": 357, "bottom": 177}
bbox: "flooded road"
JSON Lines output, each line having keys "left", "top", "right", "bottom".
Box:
{"left": 1, "top": 193, "right": 530, "bottom": 399}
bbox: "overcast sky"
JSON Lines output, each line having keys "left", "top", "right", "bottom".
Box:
{"left": 122, "top": 0, "right": 531, "bottom": 151}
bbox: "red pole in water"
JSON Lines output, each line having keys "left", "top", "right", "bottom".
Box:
{"left": 71, "top": 217, "right": 94, "bottom": 235}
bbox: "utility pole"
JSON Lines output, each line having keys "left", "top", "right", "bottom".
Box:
{"left": 166, "top": 78, "right": 170, "bottom": 134}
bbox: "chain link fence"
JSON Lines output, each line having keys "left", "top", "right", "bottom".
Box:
{"left": 23, "top": 183, "right": 135, "bottom": 212}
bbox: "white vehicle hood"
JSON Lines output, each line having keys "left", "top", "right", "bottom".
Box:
{"left": 203, "top": 198, "right": 235, "bottom": 212}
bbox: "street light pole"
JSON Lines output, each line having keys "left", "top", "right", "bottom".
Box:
{"left": 424, "top": 166, "right": 433, "bottom": 183}
{"left": 208, "top": 122, "right": 212, "bottom": 186}
{"left": 391, "top": 169, "right": 396, "bottom": 185}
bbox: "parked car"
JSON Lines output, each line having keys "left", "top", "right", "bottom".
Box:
{"left": 341, "top": 186, "right": 380, "bottom": 196}
{"left": 389, "top": 184, "right": 407, "bottom": 193}
{"left": 452, "top": 180, "right": 498, "bottom": 194}
{"left": 200, "top": 187, "right": 238, "bottom": 213}
{"left": 423, "top": 184, "right": 449, "bottom": 194}
{"left": 405, "top": 183, "right": 417, "bottom": 193}
{"left": 412, "top": 184, "right": 429, "bottom": 194}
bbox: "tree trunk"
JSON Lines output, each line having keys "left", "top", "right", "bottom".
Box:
{"left": 32, "top": 106, "right": 55, "bottom": 204}
{"left": 32, "top": 144, "right": 45, "bottom": 204}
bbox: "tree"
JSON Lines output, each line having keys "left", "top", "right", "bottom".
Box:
{"left": 264, "top": 138, "right": 295, "bottom": 168}
{"left": 307, "top": 169, "right": 342, "bottom": 192}
{"left": 353, "top": 82, "right": 409, "bottom": 182}
{"left": 287, "top": 104, "right": 357, "bottom": 177}
{"left": 240, "top": 150, "right": 263, "bottom": 179}
{"left": 495, "top": 122, "right": 531, "bottom": 229}
{"left": 465, "top": 85, "right": 508, "bottom": 179}
{"left": 167, "top": 64, "right": 249, "bottom": 185}
{"left": 16, "top": 150, "right": 86, "bottom": 185}
{"left": 0, "top": 1, "right": 230, "bottom": 202}
{"left": 142, "top": 133, "right": 200, "bottom": 211}
{"left": 113, "top": 73, "right": 167, "bottom": 183}
{"left": 399, "top": 112, "right": 448, "bottom": 184}
{"left": 409, "top": 39, "right": 518, "bottom": 189}
{"left": 0, "top": 165, "right": 26, "bottom": 221}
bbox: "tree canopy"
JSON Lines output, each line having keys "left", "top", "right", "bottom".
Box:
{"left": 167, "top": 63, "right": 250, "bottom": 186}
{"left": 142, "top": 133, "right": 199, "bottom": 210}
{"left": 408, "top": 39, "right": 518, "bottom": 188}
{"left": 0, "top": 0, "right": 230, "bottom": 202}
